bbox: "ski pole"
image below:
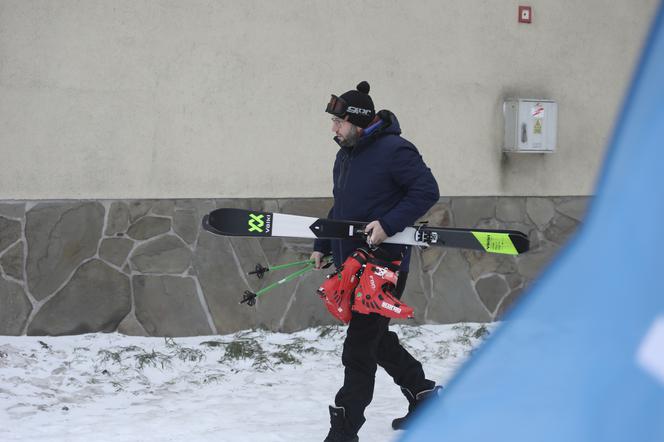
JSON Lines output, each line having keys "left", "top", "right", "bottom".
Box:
{"left": 248, "top": 258, "right": 321, "bottom": 279}
{"left": 241, "top": 257, "right": 332, "bottom": 306}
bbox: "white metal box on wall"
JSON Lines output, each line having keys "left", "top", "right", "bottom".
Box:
{"left": 503, "top": 99, "right": 558, "bottom": 152}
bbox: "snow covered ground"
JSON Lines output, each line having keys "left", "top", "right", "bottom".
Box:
{"left": 0, "top": 323, "right": 493, "bottom": 442}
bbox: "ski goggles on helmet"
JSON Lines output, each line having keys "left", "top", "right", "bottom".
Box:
{"left": 325, "top": 94, "right": 348, "bottom": 117}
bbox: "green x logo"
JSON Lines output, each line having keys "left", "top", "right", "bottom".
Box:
{"left": 248, "top": 214, "right": 265, "bottom": 232}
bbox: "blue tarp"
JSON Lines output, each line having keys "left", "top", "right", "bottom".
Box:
{"left": 400, "top": 2, "right": 664, "bottom": 441}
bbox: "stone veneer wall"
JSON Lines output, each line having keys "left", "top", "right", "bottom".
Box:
{"left": 0, "top": 197, "right": 589, "bottom": 337}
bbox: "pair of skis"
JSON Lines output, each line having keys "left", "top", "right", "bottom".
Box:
{"left": 202, "top": 208, "right": 529, "bottom": 256}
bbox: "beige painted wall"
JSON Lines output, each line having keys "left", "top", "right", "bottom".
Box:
{"left": 0, "top": 0, "right": 658, "bottom": 199}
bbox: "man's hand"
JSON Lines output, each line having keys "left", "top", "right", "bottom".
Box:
{"left": 365, "top": 220, "right": 388, "bottom": 246}
{"left": 310, "top": 251, "right": 325, "bottom": 269}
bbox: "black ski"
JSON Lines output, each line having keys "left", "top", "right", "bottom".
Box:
{"left": 202, "top": 208, "right": 529, "bottom": 255}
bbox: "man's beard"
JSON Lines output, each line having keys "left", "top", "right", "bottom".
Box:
{"left": 338, "top": 126, "right": 361, "bottom": 147}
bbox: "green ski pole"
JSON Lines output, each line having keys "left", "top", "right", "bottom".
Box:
{"left": 240, "top": 256, "right": 332, "bottom": 306}
{"left": 247, "top": 259, "right": 319, "bottom": 279}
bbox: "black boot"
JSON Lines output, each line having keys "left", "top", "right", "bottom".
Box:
{"left": 324, "top": 405, "right": 359, "bottom": 442}
{"left": 391, "top": 385, "right": 443, "bottom": 430}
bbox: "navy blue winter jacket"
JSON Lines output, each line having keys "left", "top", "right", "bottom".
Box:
{"left": 314, "top": 110, "right": 440, "bottom": 271}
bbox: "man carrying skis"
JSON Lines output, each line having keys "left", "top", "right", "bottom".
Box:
{"left": 310, "top": 81, "right": 442, "bottom": 441}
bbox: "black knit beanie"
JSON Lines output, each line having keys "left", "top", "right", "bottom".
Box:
{"left": 336, "top": 81, "right": 375, "bottom": 128}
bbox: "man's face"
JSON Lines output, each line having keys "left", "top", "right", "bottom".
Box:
{"left": 332, "top": 117, "right": 360, "bottom": 147}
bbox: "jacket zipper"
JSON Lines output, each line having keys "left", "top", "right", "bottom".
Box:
{"left": 338, "top": 151, "right": 353, "bottom": 191}
{"left": 336, "top": 151, "right": 353, "bottom": 218}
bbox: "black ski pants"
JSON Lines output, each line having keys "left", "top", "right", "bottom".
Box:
{"left": 334, "top": 271, "right": 435, "bottom": 434}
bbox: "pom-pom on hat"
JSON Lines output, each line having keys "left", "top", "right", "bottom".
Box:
{"left": 326, "top": 81, "right": 376, "bottom": 128}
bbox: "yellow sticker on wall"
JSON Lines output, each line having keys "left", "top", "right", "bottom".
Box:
{"left": 534, "top": 119, "right": 543, "bottom": 134}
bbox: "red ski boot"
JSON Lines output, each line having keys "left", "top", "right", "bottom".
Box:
{"left": 351, "top": 255, "right": 413, "bottom": 319}
{"left": 317, "top": 250, "right": 369, "bottom": 323}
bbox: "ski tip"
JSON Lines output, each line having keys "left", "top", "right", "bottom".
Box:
{"left": 201, "top": 214, "right": 212, "bottom": 231}
{"left": 204, "top": 208, "right": 274, "bottom": 237}
{"left": 201, "top": 214, "right": 224, "bottom": 236}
